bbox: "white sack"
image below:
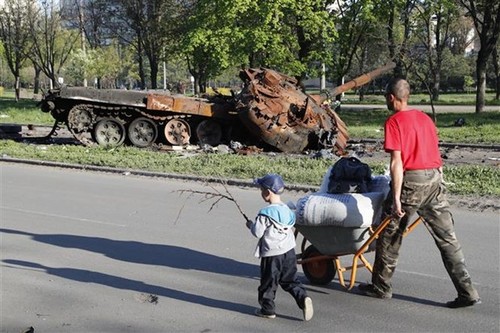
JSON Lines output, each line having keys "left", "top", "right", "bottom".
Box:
{"left": 296, "top": 192, "right": 386, "bottom": 228}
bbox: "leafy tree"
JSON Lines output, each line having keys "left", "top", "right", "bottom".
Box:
{"left": 73, "top": 0, "right": 110, "bottom": 49}
{"left": 27, "top": 0, "right": 79, "bottom": 89}
{"left": 65, "top": 48, "right": 89, "bottom": 86}
{"left": 90, "top": 41, "right": 131, "bottom": 88}
{"left": 239, "top": 0, "right": 336, "bottom": 82}
{"left": 138, "top": 0, "right": 176, "bottom": 89}
{"left": 348, "top": 11, "right": 391, "bottom": 99}
{"left": 411, "top": 0, "right": 461, "bottom": 101}
{"left": 440, "top": 48, "right": 473, "bottom": 91}
{"left": 448, "top": 15, "right": 475, "bottom": 55}
{"left": 456, "top": 0, "right": 500, "bottom": 112}
{"left": 178, "top": 0, "right": 337, "bottom": 94}
{"left": 328, "top": 0, "right": 379, "bottom": 96}
{"left": 0, "top": 0, "right": 35, "bottom": 101}
{"left": 178, "top": 0, "right": 241, "bottom": 94}
{"left": 106, "top": 0, "right": 178, "bottom": 89}
{"left": 371, "top": 0, "right": 418, "bottom": 78}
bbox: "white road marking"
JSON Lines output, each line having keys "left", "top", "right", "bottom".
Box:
{"left": 1, "top": 206, "right": 126, "bottom": 227}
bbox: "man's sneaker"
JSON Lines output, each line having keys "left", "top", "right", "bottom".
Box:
{"left": 446, "top": 297, "right": 481, "bottom": 308}
{"left": 357, "top": 283, "right": 392, "bottom": 299}
{"left": 254, "top": 309, "right": 276, "bottom": 319}
{"left": 302, "top": 296, "right": 314, "bottom": 321}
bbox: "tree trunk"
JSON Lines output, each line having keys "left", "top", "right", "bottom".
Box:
{"left": 33, "top": 65, "right": 41, "bottom": 95}
{"left": 136, "top": 36, "right": 146, "bottom": 89}
{"left": 475, "top": 59, "right": 487, "bottom": 113}
{"left": 150, "top": 58, "right": 158, "bottom": 89}
{"left": 138, "top": 53, "right": 146, "bottom": 89}
{"left": 387, "top": 4, "right": 396, "bottom": 60}
{"left": 15, "top": 75, "right": 20, "bottom": 102}
{"left": 193, "top": 76, "right": 200, "bottom": 95}
{"left": 432, "top": 73, "right": 440, "bottom": 101}
{"left": 493, "top": 47, "right": 500, "bottom": 100}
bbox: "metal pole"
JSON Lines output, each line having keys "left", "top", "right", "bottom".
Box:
{"left": 163, "top": 61, "right": 167, "bottom": 90}
{"left": 320, "top": 63, "right": 326, "bottom": 91}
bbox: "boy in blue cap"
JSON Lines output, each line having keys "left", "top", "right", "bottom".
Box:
{"left": 246, "top": 173, "right": 313, "bottom": 321}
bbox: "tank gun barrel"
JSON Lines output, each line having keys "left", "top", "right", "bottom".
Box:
{"left": 329, "top": 62, "right": 396, "bottom": 98}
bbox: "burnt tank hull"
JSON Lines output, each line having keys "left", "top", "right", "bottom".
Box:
{"left": 39, "top": 65, "right": 393, "bottom": 152}
{"left": 40, "top": 87, "right": 240, "bottom": 148}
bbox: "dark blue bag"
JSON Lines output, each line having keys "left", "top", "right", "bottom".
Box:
{"left": 327, "top": 157, "right": 372, "bottom": 193}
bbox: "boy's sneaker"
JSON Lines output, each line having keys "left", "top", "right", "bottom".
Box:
{"left": 254, "top": 309, "right": 276, "bottom": 319}
{"left": 302, "top": 297, "right": 314, "bottom": 321}
{"left": 446, "top": 297, "right": 481, "bottom": 308}
{"left": 357, "top": 283, "right": 392, "bottom": 299}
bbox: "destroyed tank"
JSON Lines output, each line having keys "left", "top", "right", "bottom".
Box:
{"left": 39, "top": 63, "right": 394, "bottom": 153}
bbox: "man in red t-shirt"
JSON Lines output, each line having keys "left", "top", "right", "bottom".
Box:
{"left": 358, "top": 78, "right": 480, "bottom": 308}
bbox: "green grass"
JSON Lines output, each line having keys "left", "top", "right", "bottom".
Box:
{"left": 0, "top": 95, "right": 499, "bottom": 197}
{"left": 0, "top": 97, "right": 53, "bottom": 125}
{"left": 339, "top": 92, "right": 499, "bottom": 105}
{"left": 1, "top": 140, "right": 498, "bottom": 196}
{"left": 445, "top": 166, "right": 500, "bottom": 196}
{"left": 338, "top": 109, "right": 500, "bottom": 144}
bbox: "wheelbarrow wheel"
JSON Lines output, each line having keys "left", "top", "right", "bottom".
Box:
{"left": 301, "top": 245, "right": 336, "bottom": 285}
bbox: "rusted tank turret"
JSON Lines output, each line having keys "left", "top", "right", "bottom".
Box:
{"left": 235, "top": 68, "right": 348, "bottom": 153}
{"left": 39, "top": 64, "right": 394, "bottom": 153}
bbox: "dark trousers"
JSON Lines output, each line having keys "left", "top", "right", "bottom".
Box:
{"left": 372, "top": 169, "right": 479, "bottom": 300}
{"left": 258, "top": 248, "right": 307, "bottom": 315}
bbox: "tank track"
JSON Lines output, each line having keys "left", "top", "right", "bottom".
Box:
{"left": 65, "top": 103, "right": 191, "bottom": 147}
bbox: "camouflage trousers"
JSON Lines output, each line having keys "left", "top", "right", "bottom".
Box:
{"left": 372, "top": 168, "right": 479, "bottom": 300}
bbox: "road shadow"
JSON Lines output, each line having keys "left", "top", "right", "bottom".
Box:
{"left": 0, "top": 228, "right": 258, "bottom": 279}
{"left": 316, "top": 278, "right": 446, "bottom": 307}
{"left": 3, "top": 259, "right": 255, "bottom": 315}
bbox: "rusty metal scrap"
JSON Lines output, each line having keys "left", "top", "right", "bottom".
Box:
{"left": 329, "top": 62, "right": 396, "bottom": 100}
{"left": 235, "top": 68, "right": 347, "bottom": 153}
{"left": 38, "top": 64, "right": 393, "bottom": 152}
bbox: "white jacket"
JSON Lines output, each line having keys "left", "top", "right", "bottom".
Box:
{"left": 246, "top": 203, "right": 296, "bottom": 258}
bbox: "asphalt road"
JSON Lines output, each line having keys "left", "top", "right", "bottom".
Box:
{"left": 1, "top": 163, "right": 499, "bottom": 333}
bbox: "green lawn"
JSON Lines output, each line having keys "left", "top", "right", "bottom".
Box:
{"left": 334, "top": 91, "right": 500, "bottom": 105}
{"left": 0, "top": 95, "right": 499, "bottom": 197}
{"left": 338, "top": 108, "right": 500, "bottom": 144}
{"left": 1, "top": 96, "right": 499, "bottom": 144}
{"left": 0, "top": 97, "right": 52, "bottom": 125}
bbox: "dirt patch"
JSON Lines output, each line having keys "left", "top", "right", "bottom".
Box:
{"left": 348, "top": 140, "right": 500, "bottom": 168}
{"left": 447, "top": 194, "right": 500, "bottom": 214}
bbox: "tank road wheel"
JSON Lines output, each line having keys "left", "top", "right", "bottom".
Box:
{"left": 66, "top": 104, "right": 95, "bottom": 145}
{"left": 196, "top": 119, "right": 222, "bottom": 146}
{"left": 93, "top": 118, "right": 126, "bottom": 147}
{"left": 301, "top": 245, "right": 336, "bottom": 285}
{"left": 127, "top": 117, "right": 158, "bottom": 148}
{"left": 164, "top": 119, "right": 191, "bottom": 145}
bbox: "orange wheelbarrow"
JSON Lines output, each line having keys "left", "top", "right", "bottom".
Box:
{"left": 295, "top": 215, "right": 422, "bottom": 290}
